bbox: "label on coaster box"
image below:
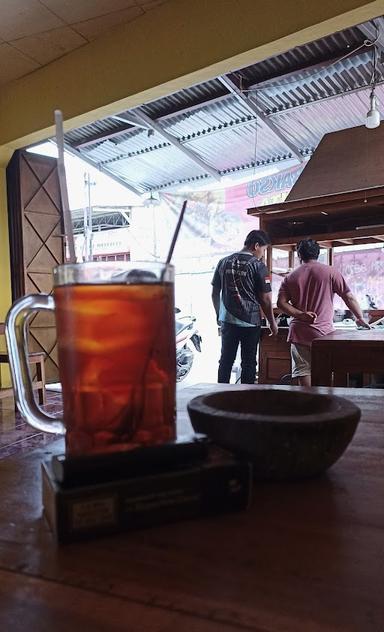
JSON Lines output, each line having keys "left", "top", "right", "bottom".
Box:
{"left": 42, "top": 445, "right": 252, "bottom": 543}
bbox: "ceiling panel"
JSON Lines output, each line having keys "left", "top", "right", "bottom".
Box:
{"left": 0, "top": 0, "right": 172, "bottom": 86}
{"left": 12, "top": 26, "right": 86, "bottom": 65}
{"left": 39, "top": 0, "right": 138, "bottom": 24}
{"left": 137, "top": 0, "right": 168, "bottom": 8}
{"left": 0, "top": 0, "right": 64, "bottom": 40}
{"left": 73, "top": 6, "right": 143, "bottom": 41}
{"left": 0, "top": 42, "right": 39, "bottom": 84}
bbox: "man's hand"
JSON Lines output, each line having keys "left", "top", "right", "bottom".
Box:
{"left": 297, "top": 311, "right": 317, "bottom": 324}
{"left": 343, "top": 292, "right": 371, "bottom": 330}
{"left": 356, "top": 317, "right": 371, "bottom": 329}
{"left": 268, "top": 321, "right": 279, "bottom": 337}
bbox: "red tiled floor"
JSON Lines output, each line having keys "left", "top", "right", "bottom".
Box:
{"left": 0, "top": 392, "right": 64, "bottom": 459}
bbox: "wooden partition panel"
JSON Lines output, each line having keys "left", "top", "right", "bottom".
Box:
{"left": 7, "top": 150, "right": 65, "bottom": 382}
{"left": 258, "top": 329, "right": 291, "bottom": 384}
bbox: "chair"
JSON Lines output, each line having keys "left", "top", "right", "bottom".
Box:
{"left": 0, "top": 323, "right": 46, "bottom": 406}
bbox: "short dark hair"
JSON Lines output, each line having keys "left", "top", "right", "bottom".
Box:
{"left": 297, "top": 239, "right": 320, "bottom": 262}
{"left": 244, "top": 229, "right": 271, "bottom": 248}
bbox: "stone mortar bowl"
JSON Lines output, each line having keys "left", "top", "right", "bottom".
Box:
{"left": 187, "top": 387, "right": 361, "bottom": 480}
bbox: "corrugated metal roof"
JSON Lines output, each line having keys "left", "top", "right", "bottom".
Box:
{"left": 254, "top": 50, "right": 382, "bottom": 113}
{"left": 141, "top": 78, "right": 227, "bottom": 119}
{"left": 184, "top": 123, "right": 291, "bottom": 170}
{"left": 238, "top": 27, "right": 366, "bottom": 85}
{"left": 273, "top": 84, "right": 384, "bottom": 149}
{"left": 106, "top": 146, "right": 208, "bottom": 190}
{"left": 64, "top": 19, "right": 384, "bottom": 194}
{"left": 65, "top": 118, "right": 126, "bottom": 146}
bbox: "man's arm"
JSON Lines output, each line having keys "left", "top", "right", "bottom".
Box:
{"left": 211, "top": 286, "right": 221, "bottom": 324}
{"left": 277, "top": 289, "right": 317, "bottom": 323}
{"left": 258, "top": 292, "right": 278, "bottom": 336}
{"left": 342, "top": 291, "right": 370, "bottom": 328}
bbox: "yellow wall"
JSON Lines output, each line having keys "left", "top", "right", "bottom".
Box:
{"left": 0, "top": 0, "right": 383, "bottom": 150}
{"left": 0, "top": 166, "right": 11, "bottom": 321}
{"left": 0, "top": 163, "right": 12, "bottom": 386}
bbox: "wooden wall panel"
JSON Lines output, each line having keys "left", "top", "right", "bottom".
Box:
{"left": 7, "top": 150, "right": 65, "bottom": 382}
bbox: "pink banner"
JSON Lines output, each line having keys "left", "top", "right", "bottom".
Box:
{"left": 333, "top": 247, "right": 384, "bottom": 309}
{"left": 160, "top": 164, "right": 304, "bottom": 256}
{"left": 225, "top": 164, "right": 304, "bottom": 214}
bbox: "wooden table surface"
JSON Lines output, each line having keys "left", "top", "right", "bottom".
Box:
{"left": 311, "top": 328, "right": 384, "bottom": 386}
{"left": 1, "top": 383, "right": 384, "bottom": 631}
{"left": 312, "top": 328, "right": 384, "bottom": 344}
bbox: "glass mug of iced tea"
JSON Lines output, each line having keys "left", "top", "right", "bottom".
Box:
{"left": 5, "top": 261, "right": 176, "bottom": 456}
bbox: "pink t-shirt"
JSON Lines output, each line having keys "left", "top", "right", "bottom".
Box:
{"left": 278, "top": 261, "right": 351, "bottom": 345}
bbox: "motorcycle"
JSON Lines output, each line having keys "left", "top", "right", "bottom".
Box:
{"left": 175, "top": 308, "right": 202, "bottom": 381}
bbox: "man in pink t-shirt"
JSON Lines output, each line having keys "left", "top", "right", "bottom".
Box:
{"left": 277, "top": 239, "right": 370, "bottom": 386}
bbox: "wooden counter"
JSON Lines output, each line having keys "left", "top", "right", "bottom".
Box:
{"left": 259, "top": 325, "right": 384, "bottom": 386}
{"left": 311, "top": 329, "right": 384, "bottom": 386}
{"left": 0, "top": 383, "right": 384, "bottom": 630}
{"left": 258, "top": 327, "right": 291, "bottom": 384}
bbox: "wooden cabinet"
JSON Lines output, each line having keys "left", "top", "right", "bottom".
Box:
{"left": 258, "top": 328, "right": 291, "bottom": 384}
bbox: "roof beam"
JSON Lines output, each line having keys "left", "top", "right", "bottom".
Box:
{"left": 72, "top": 114, "right": 150, "bottom": 149}
{"left": 357, "top": 17, "right": 384, "bottom": 57}
{"left": 218, "top": 74, "right": 304, "bottom": 163}
{"left": 111, "top": 114, "right": 151, "bottom": 131}
{"left": 72, "top": 122, "right": 137, "bottom": 149}
{"left": 133, "top": 109, "right": 221, "bottom": 181}
{"left": 70, "top": 95, "right": 230, "bottom": 149}
{"left": 62, "top": 142, "right": 143, "bottom": 197}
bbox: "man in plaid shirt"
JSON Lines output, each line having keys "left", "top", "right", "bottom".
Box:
{"left": 212, "top": 230, "right": 278, "bottom": 384}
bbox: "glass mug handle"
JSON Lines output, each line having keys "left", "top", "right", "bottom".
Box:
{"left": 5, "top": 294, "right": 64, "bottom": 435}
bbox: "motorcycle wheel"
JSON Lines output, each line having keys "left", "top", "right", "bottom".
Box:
{"left": 176, "top": 343, "right": 194, "bottom": 381}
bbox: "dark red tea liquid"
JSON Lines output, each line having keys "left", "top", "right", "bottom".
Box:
{"left": 54, "top": 283, "right": 176, "bottom": 456}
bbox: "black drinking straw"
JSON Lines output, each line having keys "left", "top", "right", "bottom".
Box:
{"left": 165, "top": 200, "right": 188, "bottom": 265}
{"left": 136, "top": 199, "right": 188, "bottom": 425}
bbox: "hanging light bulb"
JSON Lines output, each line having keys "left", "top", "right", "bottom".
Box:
{"left": 366, "top": 43, "right": 381, "bottom": 130}
{"left": 143, "top": 192, "right": 161, "bottom": 207}
{"left": 366, "top": 88, "right": 381, "bottom": 129}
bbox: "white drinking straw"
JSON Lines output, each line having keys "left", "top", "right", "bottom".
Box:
{"left": 55, "top": 110, "right": 76, "bottom": 263}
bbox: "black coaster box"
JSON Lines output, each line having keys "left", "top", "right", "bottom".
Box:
{"left": 42, "top": 436, "right": 252, "bottom": 543}
{"left": 51, "top": 433, "right": 210, "bottom": 486}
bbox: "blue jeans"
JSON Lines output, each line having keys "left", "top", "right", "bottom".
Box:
{"left": 218, "top": 322, "right": 261, "bottom": 384}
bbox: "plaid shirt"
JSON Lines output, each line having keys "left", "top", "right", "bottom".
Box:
{"left": 212, "top": 251, "right": 271, "bottom": 326}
